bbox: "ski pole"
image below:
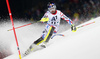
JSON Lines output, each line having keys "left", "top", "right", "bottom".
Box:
{"left": 7, "top": 17, "right": 49, "bottom": 31}
{"left": 77, "top": 21, "right": 95, "bottom": 29}
{"left": 6, "top": 0, "right": 22, "bottom": 59}
{"left": 7, "top": 21, "right": 41, "bottom": 31}
{"left": 51, "top": 34, "right": 64, "bottom": 39}
{"left": 7, "top": 23, "right": 32, "bottom": 31}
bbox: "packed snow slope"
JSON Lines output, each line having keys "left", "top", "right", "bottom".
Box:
{"left": 4, "top": 17, "right": 100, "bottom": 59}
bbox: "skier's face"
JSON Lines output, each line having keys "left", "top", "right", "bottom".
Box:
{"left": 48, "top": 3, "right": 56, "bottom": 14}
{"left": 49, "top": 7, "right": 56, "bottom": 13}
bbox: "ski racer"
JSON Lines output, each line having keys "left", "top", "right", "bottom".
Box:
{"left": 23, "top": 2, "right": 77, "bottom": 56}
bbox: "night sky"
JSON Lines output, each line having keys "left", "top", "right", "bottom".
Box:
{"left": 0, "top": 0, "right": 100, "bottom": 19}
{"left": 0, "top": 0, "right": 54, "bottom": 18}
{"left": 0, "top": 0, "right": 50, "bottom": 18}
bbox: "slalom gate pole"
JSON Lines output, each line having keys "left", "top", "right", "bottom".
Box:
{"left": 6, "top": 0, "right": 22, "bottom": 59}
{"left": 77, "top": 21, "right": 95, "bottom": 29}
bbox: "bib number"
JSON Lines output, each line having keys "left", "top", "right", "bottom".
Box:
{"left": 51, "top": 16, "right": 57, "bottom": 25}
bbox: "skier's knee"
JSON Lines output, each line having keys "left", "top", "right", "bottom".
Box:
{"left": 49, "top": 33, "right": 53, "bottom": 36}
{"left": 34, "top": 37, "right": 43, "bottom": 44}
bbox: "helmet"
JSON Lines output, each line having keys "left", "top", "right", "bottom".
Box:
{"left": 47, "top": 2, "right": 56, "bottom": 13}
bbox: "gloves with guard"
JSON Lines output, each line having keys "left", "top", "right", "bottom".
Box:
{"left": 71, "top": 24, "right": 77, "bottom": 32}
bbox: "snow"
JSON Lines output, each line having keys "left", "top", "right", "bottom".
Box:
{"left": 3, "top": 17, "right": 100, "bottom": 59}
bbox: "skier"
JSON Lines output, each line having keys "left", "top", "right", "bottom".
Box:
{"left": 23, "top": 2, "right": 76, "bottom": 56}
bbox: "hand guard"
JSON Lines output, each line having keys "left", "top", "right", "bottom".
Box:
{"left": 40, "top": 17, "right": 49, "bottom": 23}
{"left": 71, "top": 24, "right": 77, "bottom": 32}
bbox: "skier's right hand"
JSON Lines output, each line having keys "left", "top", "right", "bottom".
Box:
{"left": 40, "top": 17, "right": 49, "bottom": 23}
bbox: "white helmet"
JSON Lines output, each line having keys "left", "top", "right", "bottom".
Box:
{"left": 47, "top": 2, "right": 56, "bottom": 13}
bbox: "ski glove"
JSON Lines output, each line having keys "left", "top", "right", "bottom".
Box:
{"left": 71, "top": 24, "right": 77, "bottom": 32}
{"left": 40, "top": 17, "right": 49, "bottom": 23}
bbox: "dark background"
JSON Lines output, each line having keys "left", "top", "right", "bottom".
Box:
{"left": 0, "top": 0, "right": 49, "bottom": 19}
{"left": 0, "top": 0, "right": 100, "bottom": 21}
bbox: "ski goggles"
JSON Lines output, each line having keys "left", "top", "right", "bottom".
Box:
{"left": 48, "top": 3, "right": 55, "bottom": 8}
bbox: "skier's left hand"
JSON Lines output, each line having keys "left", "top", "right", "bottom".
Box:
{"left": 71, "top": 24, "right": 77, "bottom": 32}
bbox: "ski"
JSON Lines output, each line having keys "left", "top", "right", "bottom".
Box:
{"left": 22, "top": 43, "right": 46, "bottom": 57}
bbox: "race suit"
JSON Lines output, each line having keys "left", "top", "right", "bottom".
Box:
{"left": 34, "top": 10, "right": 73, "bottom": 45}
